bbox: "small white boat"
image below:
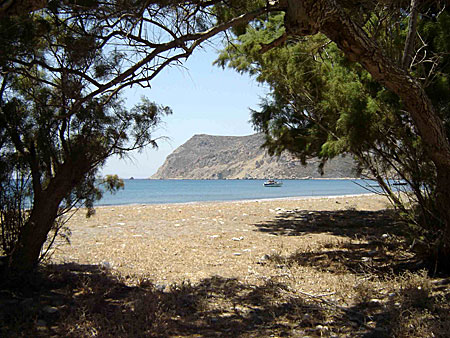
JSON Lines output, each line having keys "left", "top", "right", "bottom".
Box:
{"left": 264, "top": 179, "right": 283, "bottom": 187}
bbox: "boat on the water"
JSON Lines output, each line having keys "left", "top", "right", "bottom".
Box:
{"left": 263, "top": 179, "right": 283, "bottom": 187}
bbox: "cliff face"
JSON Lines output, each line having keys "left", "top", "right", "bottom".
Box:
{"left": 151, "top": 134, "right": 358, "bottom": 179}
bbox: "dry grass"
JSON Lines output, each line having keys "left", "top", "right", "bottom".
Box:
{"left": 1, "top": 195, "right": 450, "bottom": 337}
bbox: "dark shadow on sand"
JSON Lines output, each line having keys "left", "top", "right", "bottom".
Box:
{"left": 253, "top": 208, "right": 424, "bottom": 276}
{"left": 1, "top": 263, "right": 449, "bottom": 337}
{"left": 2, "top": 209, "right": 449, "bottom": 337}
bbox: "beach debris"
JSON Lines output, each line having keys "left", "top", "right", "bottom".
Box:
{"left": 43, "top": 306, "right": 59, "bottom": 314}
{"left": 174, "top": 223, "right": 181, "bottom": 227}
{"left": 369, "top": 299, "right": 383, "bottom": 306}
{"left": 155, "top": 284, "right": 167, "bottom": 292}
{"left": 243, "top": 249, "right": 251, "bottom": 252}
{"left": 368, "top": 249, "right": 378, "bottom": 256}
{"left": 209, "top": 235, "right": 220, "bottom": 238}
{"left": 117, "top": 222, "right": 126, "bottom": 226}
{"left": 36, "top": 319, "right": 47, "bottom": 327}
{"left": 260, "top": 254, "right": 271, "bottom": 261}
{"left": 232, "top": 236, "right": 244, "bottom": 241}
{"left": 100, "top": 261, "right": 112, "bottom": 270}
{"left": 315, "top": 325, "right": 329, "bottom": 333}
{"left": 233, "top": 252, "right": 242, "bottom": 256}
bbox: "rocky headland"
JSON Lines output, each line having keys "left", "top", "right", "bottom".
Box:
{"left": 151, "top": 134, "right": 358, "bottom": 179}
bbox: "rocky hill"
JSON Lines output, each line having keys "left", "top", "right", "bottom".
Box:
{"left": 151, "top": 134, "right": 358, "bottom": 179}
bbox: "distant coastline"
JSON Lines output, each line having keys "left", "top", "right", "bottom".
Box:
{"left": 151, "top": 134, "right": 359, "bottom": 180}
{"left": 146, "top": 177, "right": 364, "bottom": 180}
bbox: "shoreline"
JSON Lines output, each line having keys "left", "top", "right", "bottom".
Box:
{"left": 94, "top": 192, "right": 380, "bottom": 208}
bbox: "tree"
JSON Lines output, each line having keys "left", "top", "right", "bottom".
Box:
{"left": 277, "top": 0, "right": 450, "bottom": 261}
{"left": 216, "top": 2, "right": 450, "bottom": 267}
{"left": 2, "top": 0, "right": 450, "bottom": 274}
{"left": 0, "top": 1, "right": 269, "bottom": 275}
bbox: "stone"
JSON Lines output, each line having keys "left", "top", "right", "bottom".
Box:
{"left": 36, "top": 319, "right": 47, "bottom": 327}
{"left": 100, "top": 261, "right": 112, "bottom": 270}
{"left": 43, "top": 306, "right": 58, "bottom": 314}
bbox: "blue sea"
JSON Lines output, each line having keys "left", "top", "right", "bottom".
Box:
{"left": 97, "top": 179, "right": 386, "bottom": 206}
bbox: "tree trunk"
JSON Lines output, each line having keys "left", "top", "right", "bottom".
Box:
{"left": 436, "top": 166, "right": 450, "bottom": 268}
{"left": 8, "top": 159, "right": 90, "bottom": 274}
{"left": 283, "top": 0, "right": 450, "bottom": 265}
{"left": 8, "top": 194, "right": 61, "bottom": 272}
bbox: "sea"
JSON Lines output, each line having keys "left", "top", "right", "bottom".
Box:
{"left": 96, "top": 179, "right": 388, "bottom": 206}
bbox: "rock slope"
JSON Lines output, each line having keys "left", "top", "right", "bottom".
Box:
{"left": 151, "top": 134, "right": 358, "bottom": 179}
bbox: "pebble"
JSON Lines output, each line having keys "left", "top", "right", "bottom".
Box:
{"left": 316, "top": 325, "right": 329, "bottom": 331}
{"left": 43, "top": 306, "right": 58, "bottom": 314}
{"left": 232, "top": 236, "right": 244, "bottom": 241}
{"left": 100, "top": 261, "right": 112, "bottom": 270}
{"left": 36, "top": 319, "right": 47, "bottom": 327}
{"left": 209, "top": 235, "right": 220, "bottom": 238}
{"left": 233, "top": 253, "right": 242, "bottom": 256}
{"left": 369, "top": 299, "right": 383, "bottom": 306}
{"left": 155, "top": 284, "right": 167, "bottom": 292}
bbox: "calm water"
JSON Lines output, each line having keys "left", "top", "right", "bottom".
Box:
{"left": 97, "top": 179, "right": 383, "bottom": 206}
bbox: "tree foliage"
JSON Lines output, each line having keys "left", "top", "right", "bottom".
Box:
{"left": 2, "top": 0, "right": 450, "bottom": 274}
{"left": 216, "top": 4, "right": 450, "bottom": 268}
{"left": 0, "top": 0, "right": 270, "bottom": 274}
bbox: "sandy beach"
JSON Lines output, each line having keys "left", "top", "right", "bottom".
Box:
{"left": 13, "top": 193, "right": 448, "bottom": 337}
{"left": 52, "top": 194, "right": 392, "bottom": 287}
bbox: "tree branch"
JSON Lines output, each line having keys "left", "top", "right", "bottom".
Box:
{"left": 401, "top": 0, "right": 419, "bottom": 69}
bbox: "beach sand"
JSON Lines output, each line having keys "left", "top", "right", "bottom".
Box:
{"left": 51, "top": 194, "right": 392, "bottom": 287}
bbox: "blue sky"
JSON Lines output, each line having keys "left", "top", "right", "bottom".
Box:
{"left": 101, "top": 44, "right": 268, "bottom": 178}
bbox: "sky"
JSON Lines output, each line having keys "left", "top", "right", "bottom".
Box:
{"left": 101, "top": 44, "right": 269, "bottom": 179}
